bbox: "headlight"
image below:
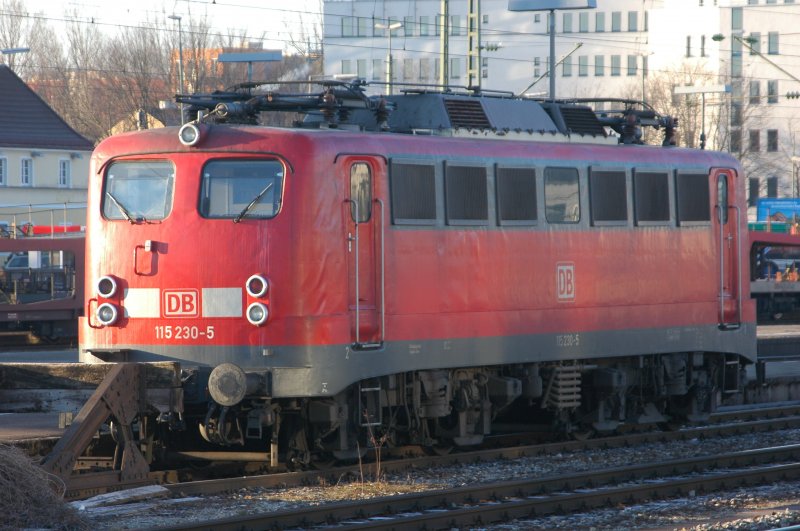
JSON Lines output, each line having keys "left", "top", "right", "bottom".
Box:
{"left": 96, "top": 303, "right": 119, "bottom": 326}
{"left": 246, "top": 274, "right": 269, "bottom": 298}
{"left": 246, "top": 302, "right": 269, "bottom": 326}
{"left": 96, "top": 276, "right": 118, "bottom": 298}
{"left": 178, "top": 123, "right": 202, "bottom": 147}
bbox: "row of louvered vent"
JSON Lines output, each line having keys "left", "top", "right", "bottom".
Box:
{"left": 444, "top": 98, "right": 605, "bottom": 137}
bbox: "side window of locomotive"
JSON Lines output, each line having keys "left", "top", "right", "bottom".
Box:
{"left": 590, "top": 170, "right": 627, "bottom": 225}
{"left": 633, "top": 171, "right": 670, "bottom": 225}
{"left": 676, "top": 172, "right": 711, "bottom": 225}
{"left": 544, "top": 167, "right": 580, "bottom": 224}
{"left": 350, "top": 163, "right": 372, "bottom": 223}
{"left": 199, "top": 160, "right": 284, "bottom": 219}
{"left": 103, "top": 161, "right": 174, "bottom": 221}
{"left": 390, "top": 162, "right": 436, "bottom": 225}
{"left": 496, "top": 167, "right": 537, "bottom": 226}
{"left": 717, "top": 174, "right": 729, "bottom": 224}
{"left": 445, "top": 165, "right": 488, "bottom": 225}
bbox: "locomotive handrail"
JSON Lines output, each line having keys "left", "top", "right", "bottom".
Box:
{"left": 716, "top": 201, "right": 743, "bottom": 329}
{"left": 376, "top": 198, "right": 386, "bottom": 345}
{"left": 345, "top": 199, "right": 361, "bottom": 345}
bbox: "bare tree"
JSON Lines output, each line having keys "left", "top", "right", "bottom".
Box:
{"left": 0, "top": 0, "right": 47, "bottom": 79}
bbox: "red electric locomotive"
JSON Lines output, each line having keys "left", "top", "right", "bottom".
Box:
{"left": 79, "top": 81, "right": 756, "bottom": 463}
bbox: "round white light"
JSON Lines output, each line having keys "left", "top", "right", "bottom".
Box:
{"left": 246, "top": 274, "right": 269, "bottom": 298}
{"left": 179, "top": 123, "right": 202, "bottom": 147}
{"left": 96, "top": 276, "right": 118, "bottom": 298}
{"left": 96, "top": 303, "right": 119, "bottom": 326}
{"left": 246, "top": 302, "right": 269, "bottom": 326}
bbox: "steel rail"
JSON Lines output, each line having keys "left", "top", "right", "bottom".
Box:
{"left": 64, "top": 410, "right": 800, "bottom": 500}
{"left": 149, "top": 444, "right": 800, "bottom": 531}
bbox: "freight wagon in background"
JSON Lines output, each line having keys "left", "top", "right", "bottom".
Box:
{"left": 0, "top": 211, "right": 85, "bottom": 342}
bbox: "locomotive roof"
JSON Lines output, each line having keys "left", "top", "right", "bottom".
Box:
{"left": 176, "top": 80, "right": 678, "bottom": 148}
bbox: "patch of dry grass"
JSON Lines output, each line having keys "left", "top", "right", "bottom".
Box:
{"left": 0, "top": 443, "right": 87, "bottom": 530}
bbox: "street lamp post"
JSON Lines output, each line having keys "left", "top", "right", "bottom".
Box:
{"left": 168, "top": 15, "right": 185, "bottom": 124}
{"left": 673, "top": 84, "right": 731, "bottom": 150}
{"left": 1, "top": 47, "right": 30, "bottom": 72}
{"left": 375, "top": 21, "right": 403, "bottom": 95}
{"left": 508, "top": 0, "right": 596, "bottom": 101}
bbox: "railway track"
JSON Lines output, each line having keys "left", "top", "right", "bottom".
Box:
{"left": 147, "top": 443, "right": 800, "bottom": 531}
{"left": 62, "top": 405, "right": 800, "bottom": 500}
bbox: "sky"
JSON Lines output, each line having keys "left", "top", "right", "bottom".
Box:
{"left": 20, "top": 0, "right": 323, "bottom": 51}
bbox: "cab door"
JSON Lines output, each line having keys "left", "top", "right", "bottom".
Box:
{"left": 715, "top": 169, "right": 741, "bottom": 328}
{"left": 343, "top": 157, "right": 384, "bottom": 348}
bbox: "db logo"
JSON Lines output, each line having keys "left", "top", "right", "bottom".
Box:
{"left": 163, "top": 290, "right": 199, "bottom": 317}
{"left": 556, "top": 263, "right": 575, "bottom": 302}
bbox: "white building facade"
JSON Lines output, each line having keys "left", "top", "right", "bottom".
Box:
{"left": 323, "top": 0, "right": 800, "bottom": 206}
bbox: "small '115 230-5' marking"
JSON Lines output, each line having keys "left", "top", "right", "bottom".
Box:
{"left": 155, "top": 325, "right": 215, "bottom": 340}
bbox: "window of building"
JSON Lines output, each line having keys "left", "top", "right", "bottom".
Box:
{"left": 59, "top": 160, "right": 70, "bottom": 188}
{"left": 731, "top": 39, "right": 742, "bottom": 77}
{"left": 562, "top": 56, "right": 572, "bottom": 77}
{"left": 750, "top": 80, "right": 760, "bottom": 104}
{"left": 445, "top": 165, "right": 488, "bottom": 225}
{"left": 768, "top": 129, "right": 779, "bottom": 152}
{"left": 563, "top": 12, "right": 573, "bottom": 32}
{"left": 595, "top": 55, "right": 604, "bottom": 76}
{"left": 534, "top": 57, "right": 541, "bottom": 77}
{"left": 627, "top": 55, "right": 637, "bottom": 76}
{"left": 534, "top": 14, "right": 541, "bottom": 23}
{"left": 590, "top": 170, "right": 627, "bottom": 224}
{"left": 0, "top": 157, "right": 6, "bottom": 186}
{"left": 483, "top": 14, "right": 489, "bottom": 24}
{"left": 545, "top": 167, "right": 580, "bottom": 223}
{"left": 768, "top": 31, "right": 779, "bottom": 54}
{"left": 419, "top": 58, "right": 430, "bottom": 80}
{"left": 701, "top": 35, "right": 706, "bottom": 56}
{"left": 450, "top": 57, "right": 461, "bottom": 79}
{"left": 450, "top": 15, "right": 462, "bottom": 36}
{"left": 372, "top": 59, "right": 382, "bottom": 81}
{"left": 628, "top": 11, "right": 637, "bottom": 31}
{"left": 341, "top": 59, "right": 352, "bottom": 75}
{"left": 578, "top": 55, "right": 588, "bottom": 76}
{"left": 749, "top": 32, "right": 761, "bottom": 54}
{"left": 676, "top": 173, "right": 711, "bottom": 224}
{"left": 634, "top": 172, "right": 669, "bottom": 224}
{"left": 435, "top": 14, "right": 443, "bottom": 36}
{"left": 611, "top": 11, "right": 622, "bottom": 31}
{"left": 610, "top": 55, "right": 621, "bottom": 76}
{"left": 420, "top": 15, "right": 431, "bottom": 36}
{"left": 686, "top": 35, "right": 692, "bottom": 57}
{"left": 496, "top": 167, "right": 537, "bottom": 225}
{"left": 731, "top": 102, "right": 742, "bottom": 126}
{"left": 403, "top": 58, "right": 414, "bottom": 80}
{"left": 390, "top": 162, "right": 436, "bottom": 224}
{"left": 731, "top": 129, "right": 742, "bottom": 153}
{"left": 768, "top": 80, "right": 778, "bottom": 103}
{"left": 732, "top": 7, "right": 743, "bottom": 30}
{"left": 750, "top": 130, "right": 761, "bottom": 152}
{"left": 357, "top": 59, "right": 366, "bottom": 78}
{"left": 404, "top": 16, "right": 414, "bottom": 36}
{"left": 355, "top": 17, "right": 368, "bottom": 36}
{"left": 579, "top": 12, "right": 589, "bottom": 32}
{"left": 596, "top": 12, "right": 605, "bottom": 32}
{"left": 435, "top": 58, "right": 441, "bottom": 80}
{"left": 20, "top": 158, "right": 32, "bottom": 186}
{"left": 341, "top": 17, "right": 355, "bottom": 37}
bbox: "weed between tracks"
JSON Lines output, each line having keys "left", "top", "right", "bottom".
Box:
{"left": 0, "top": 443, "right": 87, "bottom": 530}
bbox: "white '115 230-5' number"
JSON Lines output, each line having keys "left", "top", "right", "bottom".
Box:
{"left": 155, "top": 325, "right": 215, "bottom": 340}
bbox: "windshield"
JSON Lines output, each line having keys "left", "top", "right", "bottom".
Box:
{"left": 103, "top": 161, "right": 174, "bottom": 222}
{"left": 199, "top": 160, "right": 284, "bottom": 220}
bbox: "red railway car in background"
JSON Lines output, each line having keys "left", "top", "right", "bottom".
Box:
{"left": 79, "top": 81, "right": 756, "bottom": 463}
